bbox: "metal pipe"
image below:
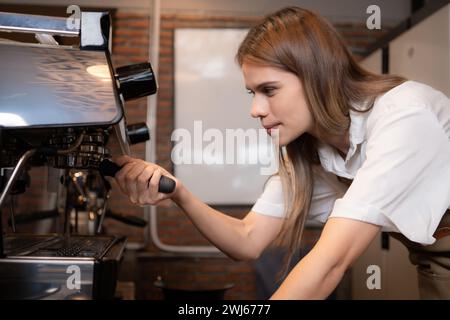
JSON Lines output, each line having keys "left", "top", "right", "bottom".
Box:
{"left": 57, "top": 132, "right": 85, "bottom": 154}
{"left": 145, "top": 0, "right": 220, "bottom": 254}
{"left": 143, "top": 0, "right": 160, "bottom": 249}
{"left": 0, "top": 149, "right": 36, "bottom": 209}
{"left": 0, "top": 12, "right": 79, "bottom": 36}
{"left": 96, "top": 190, "right": 109, "bottom": 234}
{"left": 0, "top": 149, "right": 36, "bottom": 257}
{"left": 9, "top": 196, "right": 16, "bottom": 233}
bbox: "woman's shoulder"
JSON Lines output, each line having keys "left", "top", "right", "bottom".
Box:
{"left": 371, "top": 81, "right": 446, "bottom": 112}
{"left": 378, "top": 80, "right": 447, "bottom": 106}
{"left": 367, "top": 80, "right": 450, "bottom": 129}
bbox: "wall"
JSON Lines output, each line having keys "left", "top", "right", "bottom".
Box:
{"left": 161, "top": 0, "right": 411, "bottom": 24}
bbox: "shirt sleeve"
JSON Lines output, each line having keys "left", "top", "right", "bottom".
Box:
{"left": 251, "top": 175, "right": 285, "bottom": 218}
{"left": 329, "top": 106, "right": 450, "bottom": 245}
{"left": 251, "top": 168, "right": 347, "bottom": 221}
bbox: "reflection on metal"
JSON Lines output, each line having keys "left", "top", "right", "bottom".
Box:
{"left": 86, "top": 64, "right": 112, "bottom": 81}
{"left": 35, "top": 33, "right": 59, "bottom": 45}
{"left": 0, "top": 42, "right": 121, "bottom": 128}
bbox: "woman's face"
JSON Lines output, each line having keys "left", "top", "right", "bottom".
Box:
{"left": 242, "top": 62, "right": 314, "bottom": 146}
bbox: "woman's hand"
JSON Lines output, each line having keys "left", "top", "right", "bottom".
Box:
{"left": 113, "top": 155, "right": 180, "bottom": 206}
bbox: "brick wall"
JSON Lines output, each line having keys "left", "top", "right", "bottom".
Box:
{"left": 1, "top": 6, "right": 391, "bottom": 300}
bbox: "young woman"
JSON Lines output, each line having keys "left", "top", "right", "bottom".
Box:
{"left": 114, "top": 7, "right": 450, "bottom": 299}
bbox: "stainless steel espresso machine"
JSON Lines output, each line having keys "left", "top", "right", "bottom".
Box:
{"left": 0, "top": 11, "right": 174, "bottom": 299}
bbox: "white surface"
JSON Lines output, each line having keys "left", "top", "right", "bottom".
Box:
{"left": 389, "top": 4, "right": 450, "bottom": 96}
{"left": 174, "top": 28, "right": 274, "bottom": 205}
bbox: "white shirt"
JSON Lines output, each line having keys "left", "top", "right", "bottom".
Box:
{"left": 251, "top": 81, "right": 450, "bottom": 245}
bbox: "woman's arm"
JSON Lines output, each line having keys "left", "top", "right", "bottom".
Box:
{"left": 114, "top": 155, "right": 283, "bottom": 261}
{"left": 271, "top": 217, "right": 381, "bottom": 299}
{"left": 174, "top": 185, "right": 283, "bottom": 261}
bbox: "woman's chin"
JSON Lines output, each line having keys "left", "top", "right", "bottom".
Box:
{"left": 278, "top": 134, "right": 300, "bottom": 147}
{"left": 277, "top": 136, "right": 288, "bottom": 147}
{"left": 267, "top": 128, "right": 295, "bottom": 147}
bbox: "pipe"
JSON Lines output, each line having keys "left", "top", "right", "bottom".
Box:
{"left": 145, "top": 0, "right": 219, "bottom": 254}
{"left": 0, "top": 149, "right": 36, "bottom": 209}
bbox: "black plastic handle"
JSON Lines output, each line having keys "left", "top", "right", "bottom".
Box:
{"left": 106, "top": 210, "right": 148, "bottom": 228}
{"left": 99, "top": 159, "right": 176, "bottom": 194}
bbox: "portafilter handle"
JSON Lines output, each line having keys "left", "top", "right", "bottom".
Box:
{"left": 99, "top": 159, "right": 176, "bottom": 194}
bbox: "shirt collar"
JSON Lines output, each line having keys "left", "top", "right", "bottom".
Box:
{"left": 316, "top": 103, "right": 370, "bottom": 177}
{"left": 345, "top": 108, "right": 367, "bottom": 162}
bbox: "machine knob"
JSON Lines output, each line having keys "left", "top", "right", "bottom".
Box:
{"left": 126, "top": 122, "right": 150, "bottom": 145}
{"left": 115, "top": 62, "right": 157, "bottom": 101}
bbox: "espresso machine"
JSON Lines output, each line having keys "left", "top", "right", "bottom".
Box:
{"left": 0, "top": 11, "right": 174, "bottom": 299}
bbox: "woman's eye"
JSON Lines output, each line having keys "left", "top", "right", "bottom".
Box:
{"left": 246, "top": 89, "right": 255, "bottom": 96}
{"left": 263, "top": 87, "right": 276, "bottom": 96}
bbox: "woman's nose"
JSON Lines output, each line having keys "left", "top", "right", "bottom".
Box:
{"left": 250, "top": 98, "right": 268, "bottom": 119}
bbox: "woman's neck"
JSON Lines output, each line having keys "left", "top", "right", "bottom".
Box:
{"left": 329, "top": 132, "right": 350, "bottom": 159}
{"left": 308, "top": 127, "right": 350, "bottom": 159}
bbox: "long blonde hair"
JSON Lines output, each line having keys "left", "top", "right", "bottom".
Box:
{"left": 236, "top": 7, "right": 406, "bottom": 275}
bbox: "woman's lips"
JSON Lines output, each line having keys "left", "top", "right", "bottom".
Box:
{"left": 265, "top": 124, "right": 280, "bottom": 136}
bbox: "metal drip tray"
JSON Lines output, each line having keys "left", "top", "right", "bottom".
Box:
{"left": 0, "top": 234, "right": 127, "bottom": 300}
{"left": 5, "top": 234, "right": 116, "bottom": 259}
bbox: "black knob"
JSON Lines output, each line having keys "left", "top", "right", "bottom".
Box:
{"left": 126, "top": 122, "right": 150, "bottom": 145}
{"left": 115, "top": 62, "right": 157, "bottom": 101}
{"left": 99, "top": 159, "right": 176, "bottom": 194}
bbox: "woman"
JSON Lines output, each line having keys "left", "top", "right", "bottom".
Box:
{"left": 114, "top": 7, "right": 450, "bottom": 299}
